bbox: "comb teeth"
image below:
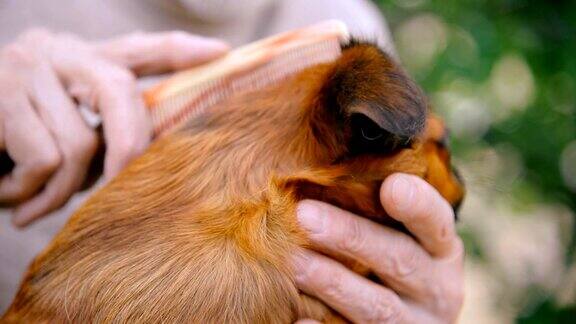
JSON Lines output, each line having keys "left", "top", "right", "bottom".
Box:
{"left": 144, "top": 20, "right": 349, "bottom": 137}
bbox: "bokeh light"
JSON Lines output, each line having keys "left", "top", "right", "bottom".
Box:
{"left": 489, "top": 53, "right": 535, "bottom": 115}
{"left": 396, "top": 13, "right": 447, "bottom": 72}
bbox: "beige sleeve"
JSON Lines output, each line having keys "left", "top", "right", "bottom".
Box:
{"left": 262, "top": 0, "right": 397, "bottom": 56}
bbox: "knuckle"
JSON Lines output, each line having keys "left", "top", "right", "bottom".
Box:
{"left": 106, "top": 67, "right": 136, "bottom": 87}
{"left": 318, "top": 268, "right": 347, "bottom": 301}
{"left": 117, "top": 136, "right": 140, "bottom": 156}
{"left": 44, "top": 181, "right": 71, "bottom": 206}
{"left": 94, "top": 66, "right": 136, "bottom": 95}
{"left": 338, "top": 217, "right": 367, "bottom": 254}
{"left": 30, "top": 148, "right": 61, "bottom": 175}
{"left": 388, "top": 239, "right": 423, "bottom": 278}
{"left": 110, "top": 136, "right": 145, "bottom": 166}
{"left": 64, "top": 129, "right": 98, "bottom": 161}
{"left": 1, "top": 43, "right": 39, "bottom": 69}
{"left": 365, "top": 293, "right": 404, "bottom": 323}
{"left": 436, "top": 284, "right": 464, "bottom": 321}
{"left": 295, "top": 254, "right": 323, "bottom": 287}
{"left": 3, "top": 184, "right": 31, "bottom": 202}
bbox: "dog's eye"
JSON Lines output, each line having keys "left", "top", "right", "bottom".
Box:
{"left": 349, "top": 114, "right": 411, "bottom": 155}
{"left": 360, "top": 123, "right": 384, "bottom": 141}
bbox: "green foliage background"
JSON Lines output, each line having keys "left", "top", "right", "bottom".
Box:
{"left": 376, "top": 0, "right": 576, "bottom": 322}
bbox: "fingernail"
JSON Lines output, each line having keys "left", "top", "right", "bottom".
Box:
{"left": 390, "top": 175, "right": 414, "bottom": 211}
{"left": 297, "top": 201, "right": 325, "bottom": 234}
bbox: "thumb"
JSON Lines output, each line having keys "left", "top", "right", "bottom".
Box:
{"left": 94, "top": 31, "right": 229, "bottom": 75}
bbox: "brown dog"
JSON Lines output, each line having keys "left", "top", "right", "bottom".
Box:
{"left": 2, "top": 41, "right": 464, "bottom": 323}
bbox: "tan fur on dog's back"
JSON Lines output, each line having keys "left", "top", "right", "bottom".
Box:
{"left": 3, "top": 42, "right": 464, "bottom": 323}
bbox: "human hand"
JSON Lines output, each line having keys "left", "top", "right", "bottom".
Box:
{"left": 293, "top": 173, "right": 464, "bottom": 323}
{"left": 0, "top": 29, "right": 228, "bottom": 227}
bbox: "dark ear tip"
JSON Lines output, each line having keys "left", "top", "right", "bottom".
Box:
{"left": 340, "top": 37, "right": 378, "bottom": 50}
{"left": 340, "top": 37, "right": 395, "bottom": 66}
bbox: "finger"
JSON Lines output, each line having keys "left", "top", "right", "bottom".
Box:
{"left": 381, "top": 173, "right": 459, "bottom": 257}
{"left": 297, "top": 200, "right": 434, "bottom": 300}
{"left": 13, "top": 162, "right": 85, "bottom": 226}
{"left": 94, "top": 32, "right": 229, "bottom": 75}
{"left": 292, "top": 250, "right": 411, "bottom": 324}
{"left": 49, "top": 37, "right": 151, "bottom": 178}
{"left": 94, "top": 67, "right": 151, "bottom": 178}
{"left": 13, "top": 62, "right": 99, "bottom": 226}
{"left": 0, "top": 93, "right": 60, "bottom": 203}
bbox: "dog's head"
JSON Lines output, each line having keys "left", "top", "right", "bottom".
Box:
{"left": 277, "top": 41, "right": 464, "bottom": 219}
{"left": 180, "top": 40, "right": 464, "bottom": 221}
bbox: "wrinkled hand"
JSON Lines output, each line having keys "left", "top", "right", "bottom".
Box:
{"left": 293, "top": 173, "right": 464, "bottom": 323}
{"left": 0, "top": 29, "right": 228, "bottom": 227}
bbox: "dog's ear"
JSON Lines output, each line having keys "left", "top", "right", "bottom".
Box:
{"left": 322, "top": 41, "right": 428, "bottom": 155}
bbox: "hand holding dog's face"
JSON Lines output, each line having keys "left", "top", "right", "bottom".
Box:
{"left": 294, "top": 174, "right": 464, "bottom": 323}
